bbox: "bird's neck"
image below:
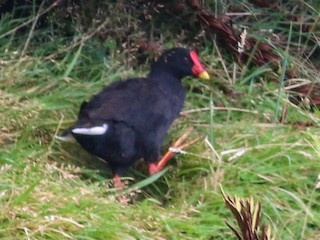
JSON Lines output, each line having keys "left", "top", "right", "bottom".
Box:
{"left": 148, "top": 71, "right": 185, "bottom": 99}
{"left": 148, "top": 69, "right": 183, "bottom": 83}
{"left": 149, "top": 70, "right": 182, "bottom": 89}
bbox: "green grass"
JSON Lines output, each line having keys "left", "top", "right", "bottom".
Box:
{"left": 1, "top": 1, "right": 320, "bottom": 239}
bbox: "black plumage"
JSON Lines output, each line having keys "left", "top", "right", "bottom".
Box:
{"left": 57, "top": 48, "right": 209, "bottom": 187}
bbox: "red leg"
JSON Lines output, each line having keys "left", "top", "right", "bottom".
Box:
{"left": 156, "top": 150, "right": 175, "bottom": 172}
{"left": 113, "top": 174, "right": 128, "bottom": 203}
{"left": 113, "top": 174, "right": 125, "bottom": 188}
{"left": 156, "top": 129, "right": 193, "bottom": 171}
{"left": 148, "top": 162, "right": 159, "bottom": 175}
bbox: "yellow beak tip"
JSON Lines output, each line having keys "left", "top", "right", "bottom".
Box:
{"left": 198, "top": 71, "right": 210, "bottom": 80}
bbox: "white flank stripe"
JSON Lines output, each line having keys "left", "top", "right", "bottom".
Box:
{"left": 71, "top": 124, "right": 108, "bottom": 135}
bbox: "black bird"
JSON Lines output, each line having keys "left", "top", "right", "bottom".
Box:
{"left": 57, "top": 48, "right": 209, "bottom": 187}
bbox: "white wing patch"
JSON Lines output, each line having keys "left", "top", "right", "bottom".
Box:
{"left": 71, "top": 124, "right": 108, "bottom": 135}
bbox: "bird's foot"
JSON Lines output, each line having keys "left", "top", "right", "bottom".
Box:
{"left": 156, "top": 129, "right": 198, "bottom": 171}
{"left": 148, "top": 162, "right": 159, "bottom": 175}
{"left": 112, "top": 174, "right": 129, "bottom": 204}
{"left": 113, "top": 174, "right": 126, "bottom": 188}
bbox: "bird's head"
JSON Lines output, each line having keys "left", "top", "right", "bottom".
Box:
{"left": 149, "top": 48, "right": 210, "bottom": 80}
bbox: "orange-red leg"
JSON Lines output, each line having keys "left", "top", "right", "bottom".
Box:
{"left": 113, "top": 174, "right": 125, "bottom": 188}
{"left": 149, "top": 129, "right": 200, "bottom": 175}
{"left": 156, "top": 129, "right": 192, "bottom": 171}
{"left": 148, "top": 162, "right": 159, "bottom": 175}
{"left": 113, "top": 174, "right": 128, "bottom": 203}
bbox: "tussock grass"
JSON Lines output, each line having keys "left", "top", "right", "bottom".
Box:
{"left": 1, "top": 1, "right": 320, "bottom": 239}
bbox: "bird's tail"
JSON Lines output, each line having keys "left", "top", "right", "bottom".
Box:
{"left": 71, "top": 124, "right": 108, "bottom": 136}
{"left": 55, "top": 128, "right": 76, "bottom": 142}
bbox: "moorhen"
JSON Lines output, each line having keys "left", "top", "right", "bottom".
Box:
{"left": 57, "top": 48, "right": 209, "bottom": 187}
